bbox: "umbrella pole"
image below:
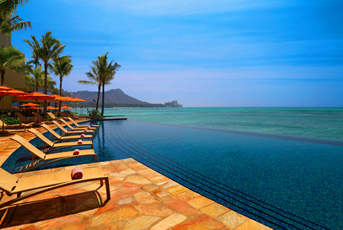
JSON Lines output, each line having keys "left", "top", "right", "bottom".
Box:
{"left": 2, "top": 96, "right": 5, "bottom": 132}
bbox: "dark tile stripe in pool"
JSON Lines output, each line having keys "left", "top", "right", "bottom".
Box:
{"left": 107, "top": 124, "right": 330, "bottom": 230}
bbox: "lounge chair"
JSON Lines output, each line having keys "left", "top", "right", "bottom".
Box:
{"left": 0, "top": 120, "right": 34, "bottom": 132}
{"left": 16, "top": 112, "right": 39, "bottom": 125}
{"left": 52, "top": 120, "right": 95, "bottom": 136}
{"left": 67, "top": 117, "right": 99, "bottom": 129}
{"left": 9, "top": 135, "right": 97, "bottom": 172}
{"left": 0, "top": 164, "right": 110, "bottom": 208}
{"left": 60, "top": 119, "right": 97, "bottom": 132}
{"left": 41, "top": 124, "right": 93, "bottom": 142}
{"left": 33, "top": 112, "right": 50, "bottom": 124}
{"left": 28, "top": 128, "right": 93, "bottom": 152}
{"left": 47, "top": 112, "right": 57, "bottom": 120}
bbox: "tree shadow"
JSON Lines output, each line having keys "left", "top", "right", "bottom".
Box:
{"left": 0, "top": 190, "right": 105, "bottom": 228}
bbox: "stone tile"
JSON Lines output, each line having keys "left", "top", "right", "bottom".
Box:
{"left": 217, "top": 210, "right": 247, "bottom": 229}
{"left": 200, "top": 202, "right": 230, "bottom": 218}
{"left": 93, "top": 202, "right": 119, "bottom": 215}
{"left": 151, "top": 213, "right": 188, "bottom": 230}
{"left": 152, "top": 188, "right": 175, "bottom": 201}
{"left": 90, "top": 205, "right": 138, "bottom": 227}
{"left": 123, "top": 215, "right": 161, "bottom": 230}
{"left": 111, "top": 186, "right": 140, "bottom": 201}
{"left": 124, "top": 175, "right": 152, "bottom": 186}
{"left": 142, "top": 184, "right": 159, "bottom": 192}
{"left": 35, "top": 215, "right": 83, "bottom": 229}
{"left": 119, "top": 168, "right": 137, "bottom": 175}
{"left": 135, "top": 203, "right": 173, "bottom": 217}
{"left": 118, "top": 196, "right": 133, "bottom": 204}
{"left": 173, "top": 190, "right": 200, "bottom": 201}
{"left": 60, "top": 221, "right": 89, "bottom": 230}
{"left": 172, "top": 214, "right": 225, "bottom": 230}
{"left": 159, "top": 180, "right": 178, "bottom": 189}
{"left": 234, "top": 219, "right": 273, "bottom": 230}
{"left": 188, "top": 196, "right": 214, "bottom": 209}
{"left": 163, "top": 199, "right": 200, "bottom": 216}
{"left": 150, "top": 175, "right": 170, "bottom": 184}
{"left": 165, "top": 185, "right": 189, "bottom": 195}
{"left": 133, "top": 191, "right": 159, "bottom": 204}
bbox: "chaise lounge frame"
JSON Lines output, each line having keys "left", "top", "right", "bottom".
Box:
{"left": 0, "top": 164, "right": 110, "bottom": 209}
{"left": 10, "top": 135, "right": 97, "bottom": 172}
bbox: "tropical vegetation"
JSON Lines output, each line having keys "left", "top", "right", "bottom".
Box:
{"left": 24, "top": 31, "right": 66, "bottom": 115}
{"left": 1, "top": 0, "right": 123, "bottom": 116}
{"left": 78, "top": 52, "right": 120, "bottom": 116}
{"left": 78, "top": 65, "right": 102, "bottom": 111}
{"left": 50, "top": 56, "right": 73, "bottom": 112}
{"left": 0, "top": 46, "right": 26, "bottom": 86}
{"left": 0, "top": 0, "right": 31, "bottom": 34}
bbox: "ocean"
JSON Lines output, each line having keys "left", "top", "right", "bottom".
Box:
{"left": 77, "top": 107, "right": 343, "bottom": 141}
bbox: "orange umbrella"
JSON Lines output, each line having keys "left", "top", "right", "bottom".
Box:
{"left": 61, "top": 106, "right": 73, "bottom": 110}
{"left": 69, "top": 97, "right": 87, "bottom": 114}
{"left": 63, "top": 97, "right": 74, "bottom": 102}
{"left": 0, "top": 87, "right": 29, "bottom": 132}
{"left": 12, "top": 106, "right": 19, "bottom": 109}
{"left": 20, "top": 103, "right": 40, "bottom": 107}
{"left": 50, "top": 94, "right": 65, "bottom": 101}
{"left": 24, "top": 106, "right": 42, "bottom": 110}
{"left": 47, "top": 106, "right": 57, "bottom": 110}
{"left": 17, "top": 92, "right": 55, "bottom": 100}
{"left": 73, "top": 97, "right": 86, "bottom": 102}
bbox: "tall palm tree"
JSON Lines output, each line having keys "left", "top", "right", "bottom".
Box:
{"left": 28, "top": 66, "right": 44, "bottom": 92}
{"left": 24, "top": 31, "right": 65, "bottom": 115}
{"left": 50, "top": 56, "right": 73, "bottom": 112}
{"left": 78, "top": 66, "right": 102, "bottom": 111}
{"left": 92, "top": 53, "right": 120, "bottom": 116}
{"left": 0, "top": 0, "right": 31, "bottom": 34}
{"left": 0, "top": 46, "right": 26, "bottom": 86}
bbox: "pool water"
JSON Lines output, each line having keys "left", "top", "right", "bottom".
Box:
{"left": 3, "top": 120, "right": 343, "bottom": 229}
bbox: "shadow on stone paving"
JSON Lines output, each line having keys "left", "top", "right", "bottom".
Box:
{"left": 0, "top": 191, "right": 102, "bottom": 228}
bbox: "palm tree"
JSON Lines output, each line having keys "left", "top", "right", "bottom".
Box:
{"left": 0, "top": 0, "right": 31, "bottom": 34}
{"left": 24, "top": 31, "right": 65, "bottom": 115}
{"left": 28, "top": 66, "right": 44, "bottom": 92}
{"left": 50, "top": 56, "right": 73, "bottom": 112}
{"left": 92, "top": 53, "right": 120, "bottom": 116}
{"left": 78, "top": 66, "right": 102, "bottom": 111}
{"left": 0, "top": 46, "right": 26, "bottom": 86}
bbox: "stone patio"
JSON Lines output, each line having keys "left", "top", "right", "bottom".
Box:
{"left": 0, "top": 120, "right": 272, "bottom": 230}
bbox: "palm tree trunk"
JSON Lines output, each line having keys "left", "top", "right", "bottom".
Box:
{"left": 58, "top": 76, "right": 62, "bottom": 114}
{"left": 101, "top": 80, "right": 105, "bottom": 116}
{"left": 0, "top": 71, "right": 4, "bottom": 86}
{"left": 44, "top": 62, "right": 48, "bottom": 116}
{"left": 96, "top": 84, "right": 100, "bottom": 111}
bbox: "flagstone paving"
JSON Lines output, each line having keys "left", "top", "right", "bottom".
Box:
{"left": 0, "top": 119, "right": 272, "bottom": 230}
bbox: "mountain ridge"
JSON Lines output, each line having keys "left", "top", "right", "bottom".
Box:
{"left": 64, "top": 88, "right": 182, "bottom": 107}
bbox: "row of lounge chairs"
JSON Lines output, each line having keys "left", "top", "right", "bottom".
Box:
{"left": 1, "top": 111, "right": 82, "bottom": 133}
{"left": 0, "top": 117, "right": 110, "bottom": 209}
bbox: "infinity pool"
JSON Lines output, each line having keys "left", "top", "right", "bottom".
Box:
{"left": 3, "top": 120, "right": 343, "bottom": 229}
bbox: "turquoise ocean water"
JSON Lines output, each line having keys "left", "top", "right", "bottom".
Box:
{"left": 79, "top": 107, "right": 343, "bottom": 141}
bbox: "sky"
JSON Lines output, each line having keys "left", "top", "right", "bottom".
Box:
{"left": 10, "top": 0, "right": 343, "bottom": 107}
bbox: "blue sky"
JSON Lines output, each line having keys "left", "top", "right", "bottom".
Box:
{"left": 11, "top": 0, "right": 343, "bottom": 107}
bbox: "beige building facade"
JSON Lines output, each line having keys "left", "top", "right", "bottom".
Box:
{"left": 1, "top": 33, "right": 31, "bottom": 111}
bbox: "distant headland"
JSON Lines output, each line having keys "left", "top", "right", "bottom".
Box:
{"left": 64, "top": 89, "right": 182, "bottom": 108}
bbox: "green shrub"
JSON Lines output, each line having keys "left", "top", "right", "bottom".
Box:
{"left": 87, "top": 110, "right": 103, "bottom": 120}
{"left": 1, "top": 116, "right": 21, "bottom": 125}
